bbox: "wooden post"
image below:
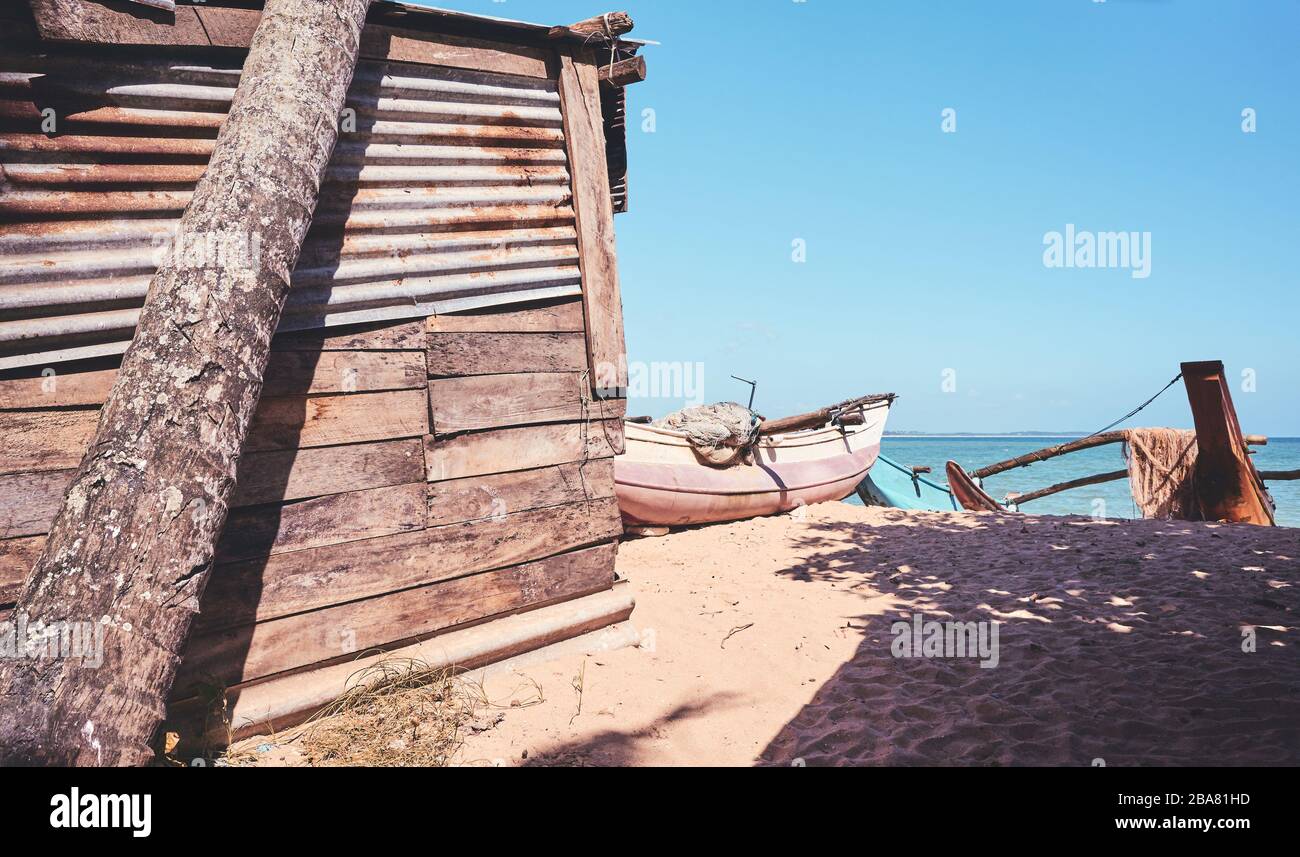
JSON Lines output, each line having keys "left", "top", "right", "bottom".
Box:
{"left": 557, "top": 46, "right": 628, "bottom": 402}
{"left": 599, "top": 56, "right": 646, "bottom": 87}
{"left": 0, "top": 0, "right": 372, "bottom": 767}
{"left": 1182, "top": 361, "right": 1275, "bottom": 525}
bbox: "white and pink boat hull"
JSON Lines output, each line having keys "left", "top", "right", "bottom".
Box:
{"left": 615, "top": 404, "right": 890, "bottom": 527}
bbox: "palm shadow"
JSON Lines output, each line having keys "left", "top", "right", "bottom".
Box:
{"left": 756, "top": 512, "right": 1299, "bottom": 767}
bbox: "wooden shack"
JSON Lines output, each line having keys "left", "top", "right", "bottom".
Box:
{"left": 0, "top": 0, "right": 646, "bottom": 741}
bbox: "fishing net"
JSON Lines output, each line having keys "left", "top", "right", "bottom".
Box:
{"left": 1124, "top": 428, "right": 1202, "bottom": 520}
{"left": 655, "top": 402, "right": 762, "bottom": 467}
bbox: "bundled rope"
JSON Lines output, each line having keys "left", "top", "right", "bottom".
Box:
{"left": 656, "top": 402, "right": 762, "bottom": 467}
{"left": 1124, "top": 428, "right": 1201, "bottom": 520}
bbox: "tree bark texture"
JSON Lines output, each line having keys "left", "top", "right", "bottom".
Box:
{"left": 0, "top": 0, "right": 372, "bottom": 766}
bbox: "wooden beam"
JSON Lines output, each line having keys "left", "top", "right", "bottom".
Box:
{"left": 759, "top": 395, "right": 895, "bottom": 436}
{"left": 25, "top": 3, "right": 555, "bottom": 78}
{"left": 177, "top": 542, "right": 617, "bottom": 692}
{"left": 195, "top": 497, "right": 623, "bottom": 630}
{"left": 558, "top": 50, "right": 627, "bottom": 398}
{"left": 28, "top": 0, "right": 211, "bottom": 45}
{"left": 1260, "top": 469, "right": 1300, "bottom": 481}
{"left": 424, "top": 420, "right": 621, "bottom": 481}
{"left": 598, "top": 56, "right": 646, "bottom": 87}
{"left": 972, "top": 430, "right": 1268, "bottom": 480}
{"left": 360, "top": 24, "right": 552, "bottom": 79}
{"left": 1008, "top": 470, "right": 1129, "bottom": 507}
{"left": 549, "top": 12, "right": 634, "bottom": 40}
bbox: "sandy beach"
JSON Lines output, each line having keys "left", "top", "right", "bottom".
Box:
{"left": 241, "top": 502, "right": 1297, "bottom": 767}
{"left": 455, "top": 504, "right": 1298, "bottom": 766}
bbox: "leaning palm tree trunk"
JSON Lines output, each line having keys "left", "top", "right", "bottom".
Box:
{"left": 0, "top": 0, "right": 372, "bottom": 766}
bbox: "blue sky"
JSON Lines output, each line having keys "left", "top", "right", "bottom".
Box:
{"left": 425, "top": 1, "right": 1298, "bottom": 434}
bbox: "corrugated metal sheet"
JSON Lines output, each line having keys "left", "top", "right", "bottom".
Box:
{"left": 0, "top": 50, "right": 582, "bottom": 370}
{"left": 602, "top": 84, "right": 628, "bottom": 214}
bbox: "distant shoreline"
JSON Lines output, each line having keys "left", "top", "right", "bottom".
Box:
{"left": 884, "top": 433, "right": 1300, "bottom": 440}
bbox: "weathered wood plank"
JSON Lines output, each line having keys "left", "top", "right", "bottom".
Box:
{"left": 429, "top": 372, "right": 612, "bottom": 434}
{"left": 0, "top": 367, "right": 115, "bottom": 410}
{"left": 424, "top": 420, "right": 620, "bottom": 481}
{"left": 30, "top": 1, "right": 211, "bottom": 45}
{"left": 178, "top": 542, "right": 617, "bottom": 691}
{"left": 362, "top": 24, "right": 552, "bottom": 79}
{"left": 216, "top": 482, "right": 427, "bottom": 565}
{"left": 0, "top": 471, "right": 73, "bottom": 540}
{"left": 427, "top": 332, "right": 587, "bottom": 377}
{"left": 0, "top": 440, "right": 426, "bottom": 540}
{"left": 0, "top": 535, "right": 42, "bottom": 604}
{"left": 191, "top": 5, "right": 261, "bottom": 47}
{"left": 245, "top": 389, "right": 429, "bottom": 452}
{"left": 260, "top": 351, "right": 427, "bottom": 397}
{"left": 271, "top": 319, "right": 426, "bottom": 352}
{"left": 0, "top": 410, "right": 97, "bottom": 475}
{"left": 598, "top": 56, "right": 647, "bottom": 88}
{"left": 196, "top": 497, "right": 622, "bottom": 631}
{"left": 0, "top": 351, "right": 425, "bottom": 409}
{"left": 428, "top": 459, "right": 615, "bottom": 526}
{"left": 427, "top": 298, "right": 585, "bottom": 334}
{"left": 558, "top": 52, "right": 627, "bottom": 398}
{"left": 1, "top": 389, "right": 427, "bottom": 479}
{"left": 231, "top": 437, "right": 425, "bottom": 508}
{"left": 30, "top": 5, "right": 552, "bottom": 78}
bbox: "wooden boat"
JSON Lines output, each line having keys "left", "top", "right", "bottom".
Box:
{"left": 945, "top": 461, "right": 1009, "bottom": 513}
{"left": 1182, "top": 360, "right": 1275, "bottom": 525}
{"left": 856, "top": 454, "right": 960, "bottom": 511}
{"left": 615, "top": 395, "right": 894, "bottom": 527}
{"left": 941, "top": 361, "right": 1288, "bottom": 522}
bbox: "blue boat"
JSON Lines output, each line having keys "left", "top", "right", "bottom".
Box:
{"left": 857, "top": 453, "right": 961, "bottom": 511}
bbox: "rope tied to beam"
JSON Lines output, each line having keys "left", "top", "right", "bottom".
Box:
{"left": 1083, "top": 373, "right": 1184, "bottom": 442}
{"left": 577, "top": 12, "right": 622, "bottom": 78}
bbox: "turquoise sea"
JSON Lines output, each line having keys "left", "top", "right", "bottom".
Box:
{"left": 846, "top": 436, "right": 1300, "bottom": 528}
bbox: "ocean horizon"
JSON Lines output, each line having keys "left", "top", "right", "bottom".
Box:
{"left": 851, "top": 435, "right": 1300, "bottom": 528}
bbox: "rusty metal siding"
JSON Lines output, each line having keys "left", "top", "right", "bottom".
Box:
{"left": 602, "top": 84, "right": 628, "bottom": 214}
{"left": 0, "top": 49, "right": 582, "bottom": 370}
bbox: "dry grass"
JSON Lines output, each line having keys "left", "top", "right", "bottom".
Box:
{"left": 293, "top": 657, "right": 545, "bottom": 767}
{"left": 298, "top": 658, "right": 477, "bottom": 767}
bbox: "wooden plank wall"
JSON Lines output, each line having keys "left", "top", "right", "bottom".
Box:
{"left": 0, "top": 39, "right": 631, "bottom": 719}
{"left": 0, "top": 301, "right": 625, "bottom": 700}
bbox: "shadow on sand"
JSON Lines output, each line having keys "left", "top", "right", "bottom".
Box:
{"left": 513, "top": 510, "right": 1298, "bottom": 767}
